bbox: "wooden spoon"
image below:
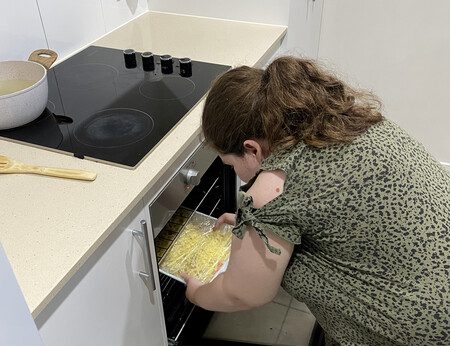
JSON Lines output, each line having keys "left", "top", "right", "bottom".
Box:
{"left": 0, "top": 155, "right": 97, "bottom": 181}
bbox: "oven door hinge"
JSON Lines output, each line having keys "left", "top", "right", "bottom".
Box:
{"left": 168, "top": 337, "right": 181, "bottom": 346}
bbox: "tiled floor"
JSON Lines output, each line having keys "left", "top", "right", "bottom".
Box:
{"left": 203, "top": 287, "right": 315, "bottom": 346}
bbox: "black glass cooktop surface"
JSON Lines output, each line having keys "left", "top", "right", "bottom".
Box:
{"left": 0, "top": 46, "right": 230, "bottom": 168}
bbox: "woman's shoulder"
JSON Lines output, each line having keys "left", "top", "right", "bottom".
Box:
{"left": 261, "top": 141, "right": 308, "bottom": 173}
{"left": 247, "top": 170, "right": 286, "bottom": 209}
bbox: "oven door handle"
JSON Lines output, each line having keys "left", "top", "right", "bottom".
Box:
{"left": 132, "top": 220, "right": 156, "bottom": 292}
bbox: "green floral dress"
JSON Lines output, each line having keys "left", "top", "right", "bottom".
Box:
{"left": 232, "top": 120, "right": 450, "bottom": 345}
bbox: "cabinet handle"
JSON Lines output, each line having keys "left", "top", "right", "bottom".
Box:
{"left": 132, "top": 220, "right": 156, "bottom": 292}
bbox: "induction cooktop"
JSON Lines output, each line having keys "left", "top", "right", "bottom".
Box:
{"left": 0, "top": 46, "right": 230, "bottom": 168}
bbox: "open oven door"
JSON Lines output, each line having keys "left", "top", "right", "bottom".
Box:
{"left": 148, "top": 143, "right": 236, "bottom": 345}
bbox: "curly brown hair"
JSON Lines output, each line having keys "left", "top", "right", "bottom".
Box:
{"left": 202, "top": 56, "right": 383, "bottom": 155}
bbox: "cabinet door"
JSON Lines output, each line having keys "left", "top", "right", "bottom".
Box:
{"left": 37, "top": 204, "right": 167, "bottom": 346}
{"left": 0, "top": 244, "right": 44, "bottom": 346}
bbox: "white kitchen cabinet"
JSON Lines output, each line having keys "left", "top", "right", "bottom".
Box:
{"left": 0, "top": 244, "right": 44, "bottom": 346}
{"left": 36, "top": 201, "right": 167, "bottom": 346}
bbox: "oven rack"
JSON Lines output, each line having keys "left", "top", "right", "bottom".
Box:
{"left": 155, "top": 166, "right": 229, "bottom": 345}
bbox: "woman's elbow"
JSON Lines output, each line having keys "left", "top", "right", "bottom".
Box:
{"left": 236, "top": 293, "right": 275, "bottom": 310}
{"left": 223, "top": 282, "right": 276, "bottom": 310}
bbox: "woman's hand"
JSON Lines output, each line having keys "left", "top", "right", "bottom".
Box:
{"left": 180, "top": 273, "right": 204, "bottom": 304}
{"left": 214, "top": 212, "right": 236, "bottom": 230}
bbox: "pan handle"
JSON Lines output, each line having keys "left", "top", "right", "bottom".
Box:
{"left": 28, "top": 49, "right": 58, "bottom": 70}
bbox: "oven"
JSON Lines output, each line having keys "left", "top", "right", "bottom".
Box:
{"left": 142, "top": 134, "right": 237, "bottom": 345}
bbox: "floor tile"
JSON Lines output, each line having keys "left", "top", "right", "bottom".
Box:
{"left": 203, "top": 302, "right": 289, "bottom": 345}
{"left": 276, "top": 308, "right": 316, "bottom": 346}
{"left": 273, "top": 287, "right": 293, "bottom": 306}
{"left": 290, "top": 298, "right": 311, "bottom": 314}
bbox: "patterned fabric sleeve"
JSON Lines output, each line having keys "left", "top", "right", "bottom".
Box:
{"left": 231, "top": 190, "right": 302, "bottom": 255}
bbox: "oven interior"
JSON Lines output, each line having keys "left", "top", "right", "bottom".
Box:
{"left": 153, "top": 156, "right": 236, "bottom": 345}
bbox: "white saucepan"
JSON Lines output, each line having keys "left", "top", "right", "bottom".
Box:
{"left": 0, "top": 49, "right": 58, "bottom": 130}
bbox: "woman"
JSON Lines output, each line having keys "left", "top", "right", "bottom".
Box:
{"left": 181, "top": 56, "right": 449, "bottom": 345}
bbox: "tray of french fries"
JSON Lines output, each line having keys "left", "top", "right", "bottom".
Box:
{"left": 155, "top": 208, "right": 232, "bottom": 284}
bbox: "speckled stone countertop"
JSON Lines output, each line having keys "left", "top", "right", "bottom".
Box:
{"left": 0, "top": 11, "right": 286, "bottom": 318}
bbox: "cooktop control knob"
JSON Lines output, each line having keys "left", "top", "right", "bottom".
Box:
{"left": 141, "top": 52, "right": 155, "bottom": 71}
{"left": 179, "top": 58, "right": 192, "bottom": 77}
{"left": 123, "top": 49, "right": 137, "bottom": 68}
{"left": 160, "top": 55, "right": 173, "bottom": 74}
{"left": 181, "top": 168, "right": 200, "bottom": 186}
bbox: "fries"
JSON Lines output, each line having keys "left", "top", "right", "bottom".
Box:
{"left": 159, "top": 213, "right": 232, "bottom": 283}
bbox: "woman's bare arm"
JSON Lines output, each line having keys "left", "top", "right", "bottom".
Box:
{"left": 184, "top": 170, "right": 293, "bottom": 312}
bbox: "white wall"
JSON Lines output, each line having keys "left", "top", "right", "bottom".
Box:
{"left": 282, "top": 0, "right": 324, "bottom": 58}
{"left": 148, "top": 0, "right": 323, "bottom": 60}
{"left": 318, "top": 0, "right": 450, "bottom": 166}
{"left": 0, "top": 0, "right": 48, "bottom": 61}
{"left": 0, "top": 0, "right": 148, "bottom": 62}
{"left": 148, "top": 0, "right": 290, "bottom": 25}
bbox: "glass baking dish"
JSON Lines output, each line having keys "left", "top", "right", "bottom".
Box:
{"left": 156, "top": 208, "right": 232, "bottom": 284}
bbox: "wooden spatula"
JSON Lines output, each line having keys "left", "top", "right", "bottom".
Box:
{"left": 0, "top": 155, "right": 97, "bottom": 181}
